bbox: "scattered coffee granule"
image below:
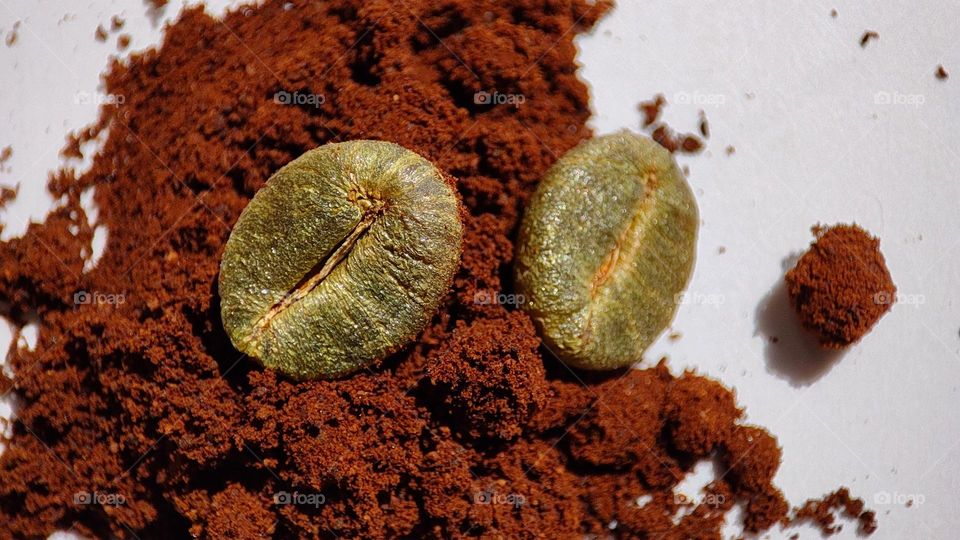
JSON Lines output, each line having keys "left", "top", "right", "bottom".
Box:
{"left": 94, "top": 24, "right": 108, "bottom": 42}
{"left": 651, "top": 124, "right": 703, "bottom": 154}
{"left": 935, "top": 65, "right": 949, "bottom": 80}
{"left": 639, "top": 95, "right": 703, "bottom": 154}
{"left": 668, "top": 330, "right": 682, "bottom": 341}
{"left": 639, "top": 93, "right": 666, "bottom": 127}
{"left": 681, "top": 134, "right": 704, "bottom": 153}
{"left": 785, "top": 224, "right": 896, "bottom": 348}
{"left": 830, "top": 9, "right": 838, "bottom": 18}
{"left": 860, "top": 30, "right": 879, "bottom": 47}
{"left": 0, "top": 1, "right": 869, "bottom": 538}
{"left": 0, "top": 185, "right": 17, "bottom": 214}
{"left": 117, "top": 34, "right": 131, "bottom": 51}
{"left": 4, "top": 21, "right": 19, "bottom": 47}
{"left": 725, "top": 145, "right": 736, "bottom": 155}
{"left": 718, "top": 246, "right": 727, "bottom": 254}
{"left": 652, "top": 124, "right": 679, "bottom": 152}
{"left": 0, "top": 145, "right": 11, "bottom": 164}
{"left": 111, "top": 15, "right": 126, "bottom": 31}
{"left": 789, "top": 488, "right": 878, "bottom": 535}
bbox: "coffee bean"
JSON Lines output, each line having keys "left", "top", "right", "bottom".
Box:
{"left": 219, "top": 140, "right": 463, "bottom": 380}
{"left": 515, "top": 132, "right": 698, "bottom": 370}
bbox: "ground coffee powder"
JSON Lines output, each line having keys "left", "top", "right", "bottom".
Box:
{"left": 785, "top": 224, "right": 896, "bottom": 349}
{"left": 0, "top": 1, "right": 869, "bottom": 538}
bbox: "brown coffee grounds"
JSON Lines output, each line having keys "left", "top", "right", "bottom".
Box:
{"left": 0, "top": 1, "right": 870, "bottom": 538}
{"left": 111, "top": 15, "right": 126, "bottom": 31}
{"left": 651, "top": 124, "right": 704, "bottom": 154}
{"left": 785, "top": 224, "right": 896, "bottom": 348}
{"left": 830, "top": 9, "right": 838, "bottom": 18}
{"left": 860, "top": 30, "right": 879, "bottom": 47}
{"left": 4, "top": 22, "right": 18, "bottom": 47}
{"left": 638, "top": 95, "right": 704, "bottom": 154}
{"left": 0, "top": 145, "right": 11, "bottom": 171}
{"left": 935, "top": 64, "right": 949, "bottom": 80}
{"left": 117, "top": 34, "right": 131, "bottom": 51}
{"left": 0, "top": 185, "right": 16, "bottom": 209}
{"left": 789, "top": 488, "right": 878, "bottom": 535}
{"left": 726, "top": 145, "right": 736, "bottom": 155}
{"left": 426, "top": 312, "right": 547, "bottom": 440}
{"left": 94, "top": 24, "right": 108, "bottom": 42}
{"left": 639, "top": 93, "right": 666, "bottom": 127}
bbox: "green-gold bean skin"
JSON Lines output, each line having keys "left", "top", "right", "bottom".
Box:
{"left": 515, "top": 131, "right": 699, "bottom": 371}
{"left": 219, "top": 140, "right": 463, "bottom": 380}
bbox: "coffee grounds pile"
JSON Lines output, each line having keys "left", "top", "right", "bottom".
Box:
{"left": 789, "top": 488, "right": 878, "bottom": 536}
{"left": 785, "top": 224, "right": 896, "bottom": 349}
{"left": 0, "top": 1, "right": 868, "bottom": 538}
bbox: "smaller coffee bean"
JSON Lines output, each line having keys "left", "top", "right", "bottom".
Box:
{"left": 219, "top": 140, "right": 463, "bottom": 380}
{"left": 515, "top": 131, "right": 699, "bottom": 371}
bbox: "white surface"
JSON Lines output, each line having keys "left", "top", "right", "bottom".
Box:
{"left": 1, "top": 0, "right": 958, "bottom": 538}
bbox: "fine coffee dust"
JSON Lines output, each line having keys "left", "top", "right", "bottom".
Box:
{"left": 0, "top": 1, "right": 869, "bottom": 538}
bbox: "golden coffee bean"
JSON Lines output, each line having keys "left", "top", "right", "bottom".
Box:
{"left": 219, "top": 140, "right": 463, "bottom": 380}
{"left": 515, "top": 131, "right": 698, "bottom": 370}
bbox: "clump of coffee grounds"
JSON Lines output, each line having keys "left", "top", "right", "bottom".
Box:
{"left": 636, "top": 94, "right": 704, "bottom": 154}
{"left": 0, "top": 184, "right": 16, "bottom": 210}
{"left": 935, "top": 65, "right": 949, "bottom": 80}
{"left": 785, "top": 224, "right": 896, "bottom": 349}
{"left": 426, "top": 311, "right": 547, "bottom": 440}
{"left": 788, "top": 488, "right": 878, "bottom": 535}
{"left": 860, "top": 30, "right": 879, "bottom": 47}
{"left": 652, "top": 124, "right": 704, "bottom": 154}
{"left": 0, "top": 1, "right": 870, "bottom": 538}
{"left": 639, "top": 93, "right": 666, "bottom": 127}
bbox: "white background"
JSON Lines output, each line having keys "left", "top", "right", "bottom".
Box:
{"left": 1, "top": 1, "right": 958, "bottom": 538}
